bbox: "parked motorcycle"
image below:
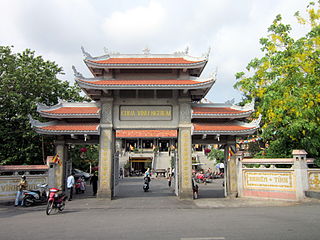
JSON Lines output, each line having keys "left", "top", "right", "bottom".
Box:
{"left": 46, "top": 188, "right": 68, "bottom": 215}
{"left": 143, "top": 176, "right": 150, "bottom": 192}
{"left": 23, "top": 183, "right": 49, "bottom": 207}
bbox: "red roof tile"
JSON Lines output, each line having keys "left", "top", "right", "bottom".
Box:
{"left": 43, "top": 107, "right": 99, "bottom": 115}
{"left": 116, "top": 130, "right": 177, "bottom": 138}
{"left": 82, "top": 79, "right": 207, "bottom": 86}
{"left": 89, "top": 58, "right": 203, "bottom": 65}
{"left": 193, "top": 107, "right": 248, "bottom": 114}
{"left": 193, "top": 123, "right": 253, "bottom": 132}
{"left": 41, "top": 124, "right": 99, "bottom": 131}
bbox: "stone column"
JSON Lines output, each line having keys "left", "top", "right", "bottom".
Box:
{"left": 54, "top": 138, "right": 65, "bottom": 190}
{"left": 224, "top": 144, "right": 238, "bottom": 198}
{"left": 178, "top": 98, "right": 193, "bottom": 199}
{"left": 292, "top": 149, "right": 308, "bottom": 200}
{"left": 97, "top": 98, "right": 115, "bottom": 199}
{"left": 236, "top": 151, "right": 244, "bottom": 197}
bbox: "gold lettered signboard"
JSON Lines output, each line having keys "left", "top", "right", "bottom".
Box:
{"left": 308, "top": 170, "right": 320, "bottom": 191}
{"left": 244, "top": 170, "right": 295, "bottom": 191}
{"left": 120, "top": 106, "right": 172, "bottom": 121}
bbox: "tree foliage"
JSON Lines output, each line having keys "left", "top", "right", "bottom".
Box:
{"left": 234, "top": 2, "right": 320, "bottom": 163}
{"left": 0, "top": 46, "right": 84, "bottom": 165}
{"left": 207, "top": 148, "right": 224, "bottom": 163}
{"left": 68, "top": 145, "right": 99, "bottom": 171}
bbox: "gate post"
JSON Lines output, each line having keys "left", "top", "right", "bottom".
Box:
{"left": 178, "top": 97, "right": 193, "bottom": 199}
{"left": 54, "top": 137, "right": 66, "bottom": 190}
{"left": 293, "top": 150, "right": 308, "bottom": 200}
{"left": 236, "top": 151, "right": 244, "bottom": 197}
{"left": 97, "top": 97, "right": 115, "bottom": 199}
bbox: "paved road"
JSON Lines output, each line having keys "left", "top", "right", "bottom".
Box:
{"left": 1, "top": 177, "right": 320, "bottom": 240}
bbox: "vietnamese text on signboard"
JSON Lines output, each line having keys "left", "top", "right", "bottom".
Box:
{"left": 244, "top": 171, "right": 295, "bottom": 191}
{"left": 120, "top": 105, "right": 172, "bottom": 121}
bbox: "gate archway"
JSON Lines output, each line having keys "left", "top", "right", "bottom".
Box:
{"left": 30, "top": 47, "right": 260, "bottom": 200}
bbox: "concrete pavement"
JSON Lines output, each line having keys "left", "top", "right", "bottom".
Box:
{"left": 1, "top": 177, "right": 320, "bottom": 240}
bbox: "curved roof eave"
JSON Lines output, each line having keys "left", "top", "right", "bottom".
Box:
{"left": 34, "top": 128, "right": 100, "bottom": 135}
{"left": 75, "top": 78, "right": 215, "bottom": 90}
{"left": 84, "top": 59, "right": 208, "bottom": 69}
{"left": 192, "top": 127, "right": 258, "bottom": 136}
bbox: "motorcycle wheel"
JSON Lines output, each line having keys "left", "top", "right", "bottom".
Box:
{"left": 23, "top": 196, "right": 34, "bottom": 207}
{"left": 58, "top": 202, "right": 65, "bottom": 212}
{"left": 46, "top": 200, "right": 54, "bottom": 215}
{"left": 193, "top": 191, "right": 198, "bottom": 199}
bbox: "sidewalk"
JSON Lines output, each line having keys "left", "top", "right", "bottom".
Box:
{"left": 2, "top": 177, "right": 319, "bottom": 210}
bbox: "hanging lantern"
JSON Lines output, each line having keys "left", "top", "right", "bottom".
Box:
{"left": 80, "top": 147, "right": 87, "bottom": 153}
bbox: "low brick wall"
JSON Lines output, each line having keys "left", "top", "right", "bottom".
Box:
{"left": 241, "top": 169, "right": 297, "bottom": 200}
{"left": 0, "top": 165, "right": 48, "bottom": 201}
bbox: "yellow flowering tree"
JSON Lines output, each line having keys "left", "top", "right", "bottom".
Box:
{"left": 234, "top": 1, "right": 320, "bottom": 163}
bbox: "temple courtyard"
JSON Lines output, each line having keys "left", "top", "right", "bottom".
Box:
{"left": 1, "top": 177, "right": 320, "bottom": 240}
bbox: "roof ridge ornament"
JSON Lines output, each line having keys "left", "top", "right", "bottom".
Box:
{"left": 246, "top": 114, "right": 262, "bottom": 128}
{"left": 143, "top": 47, "right": 150, "bottom": 55}
{"left": 72, "top": 66, "right": 84, "bottom": 78}
{"left": 224, "top": 99, "right": 235, "bottom": 105}
{"left": 174, "top": 46, "right": 189, "bottom": 56}
{"left": 185, "top": 46, "right": 189, "bottom": 54}
{"left": 81, "top": 46, "right": 93, "bottom": 59}
{"left": 202, "top": 47, "right": 211, "bottom": 59}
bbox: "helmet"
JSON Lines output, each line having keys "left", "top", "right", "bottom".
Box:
{"left": 21, "top": 175, "right": 26, "bottom": 180}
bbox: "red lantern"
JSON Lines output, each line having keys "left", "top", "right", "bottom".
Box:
{"left": 80, "top": 147, "right": 87, "bottom": 153}
{"left": 204, "top": 148, "right": 211, "bottom": 154}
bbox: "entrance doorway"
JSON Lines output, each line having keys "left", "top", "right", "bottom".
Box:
{"left": 129, "top": 157, "right": 152, "bottom": 176}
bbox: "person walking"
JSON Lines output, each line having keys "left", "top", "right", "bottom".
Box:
{"left": 168, "top": 174, "right": 172, "bottom": 187}
{"left": 67, "top": 172, "right": 75, "bottom": 201}
{"left": 15, "top": 175, "right": 28, "bottom": 207}
{"left": 90, "top": 172, "right": 98, "bottom": 196}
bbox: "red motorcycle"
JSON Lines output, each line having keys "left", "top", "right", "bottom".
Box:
{"left": 46, "top": 188, "right": 68, "bottom": 215}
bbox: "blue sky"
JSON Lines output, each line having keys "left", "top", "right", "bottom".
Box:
{"left": 0, "top": 0, "right": 309, "bottom": 103}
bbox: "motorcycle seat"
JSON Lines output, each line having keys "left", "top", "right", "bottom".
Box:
{"left": 30, "top": 190, "right": 40, "bottom": 194}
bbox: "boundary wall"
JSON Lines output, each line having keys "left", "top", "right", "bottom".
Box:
{"left": 0, "top": 165, "right": 48, "bottom": 201}
{"left": 236, "top": 150, "right": 320, "bottom": 201}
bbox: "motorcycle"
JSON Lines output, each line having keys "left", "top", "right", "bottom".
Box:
{"left": 46, "top": 188, "right": 68, "bottom": 215}
{"left": 143, "top": 176, "right": 150, "bottom": 192}
{"left": 22, "top": 183, "right": 49, "bottom": 207}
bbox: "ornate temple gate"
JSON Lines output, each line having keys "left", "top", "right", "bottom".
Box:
{"left": 96, "top": 96, "right": 195, "bottom": 199}
{"left": 30, "top": 47, "right": 260, "bottom": 200}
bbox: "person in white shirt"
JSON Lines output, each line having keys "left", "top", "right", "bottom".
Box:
{"left": 66, "top": 173, "right": 75, "bottom": 201}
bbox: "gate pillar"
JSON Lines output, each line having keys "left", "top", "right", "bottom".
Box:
{"left": 178, "top": 127, "right": 193, "bottom": 199}
{"left": 54, "top": 137, "right": 66, "bottom": 190}
{"left": 225, "top": 144, "right": 238, "bottom": 198}
{"left": 97, "top": 97, "right": 115, "bottom": 199}
{"left": 178, "top": 97, "right": 193, "bottom": 199}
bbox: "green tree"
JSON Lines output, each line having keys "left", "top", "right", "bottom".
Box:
{"left": 0, "top": 46, "right": 84, "bottom": 165}
{"left": 207, "top": 148, "right": 224, "bottom": 163}
{"left": 68, "top": 145, "right": 99, "bottom": 172}
{"left": 234, "top": 1, "right": 320, "bottom": 164}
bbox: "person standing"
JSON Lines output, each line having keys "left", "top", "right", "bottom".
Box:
{"left": 15, "top": 175, "right": 28, "bottom": 207}
{"left": 90, "top": 172, "right": 98, "bottom": 196}
{"left": 67, "top": 172, "right": 75, "bottom": 201}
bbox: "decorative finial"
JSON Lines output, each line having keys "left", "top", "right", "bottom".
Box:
{"left": 72, "top": 66, "right": 83, "bottom": 78}
{"left": 185, "top": 46, "right": 189, "bottom": 54}
{"left": 205, "top": 47, "right": 211, "bottom": 58}
{"left": 81, "top": 46, "right": 92, "bottom": 58}
{"left": 225, "top": 98, "right": 235, "bottom": 105}
{"left": 143, "top": 47, "right": 150, "bottom": 55}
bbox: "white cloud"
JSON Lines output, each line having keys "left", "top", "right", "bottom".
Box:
{"left": 0, "top": 0, "right": 312, "bottom": 102}
{"left": 102, "top": 1, "right": 166, "bottom": 49}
